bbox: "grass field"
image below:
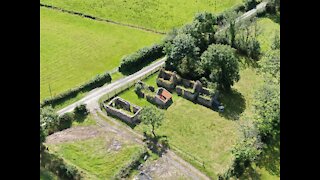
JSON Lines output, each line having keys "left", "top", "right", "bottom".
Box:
{"left": 40, "top": 0, "right": 242, "bottom": 32}
{"left": 40, "top": 7, "right": 163, "bottom": 100}
{"left": 72, "top": 114, "right": 97, "bottom": 127}
{"left": 47, "top": 136, "right": 144, "bottom": 179}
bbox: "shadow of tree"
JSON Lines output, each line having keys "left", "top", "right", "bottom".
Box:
{"left": 239, "top": 164, "right": 261, "bottom": 180}
{"left": 143, "top": 132, "right": 169, "bottom": 157}
{"left": 219, "top": 89, "right": 246, "bottom": 120}
{"left": 74, "top": 114, "right": 87, "bottom": 123}
{"left": 257, "top": 137, "right": 280, "bottom": 176}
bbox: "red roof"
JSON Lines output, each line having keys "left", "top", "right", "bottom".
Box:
{"left": 160, "top": 89, "right": 172, "bottom": 100}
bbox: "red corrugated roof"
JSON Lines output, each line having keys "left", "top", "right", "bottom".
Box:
{"left": 161, "top": 89, "right": 172, "bottom": 99}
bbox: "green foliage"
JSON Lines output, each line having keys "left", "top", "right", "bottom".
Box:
{"left": 243, "top": 0, "right": 257, "bottom": 11}
{"left": 253, "top": 82, "right": 280, "bottom": 141}
{"left": 134, "top": 83, "right": 143, "bottom": 93}
{"left": 258, "top": 49, "right": 280, "bottom": 83}
{"left": 164, "top": 33, "right": 200, "bottom": 77}
{"left": 119, "top": 44, "right": 165, "bottom": 75}
{"left": 58, "top": 112, "right": 74, "bottom": 131}
{"left": 40, "top": 125, "right": 47, "bottom": 145}
{"left": 40, "top": 106, "right": 59, "bottom": 134}
{"left": 139, "top": 106, "right": 164, "bottom": 137}
{"left": 234, "top": 19, "right": 261, "bottom": 60}
{"left": 200, "top": 44, "right": 240, "bottom": 91}
{"left": 74, "top": 104, "right": 89, "bottom": 117}
{"left": 41, "top": 71, "right": 111, "bottom": 108}
{"left": 40, "top": 150, "right": 81, "bottom": 180}
{"left": 271, "top": 31, "right": 280, "bottom": 50}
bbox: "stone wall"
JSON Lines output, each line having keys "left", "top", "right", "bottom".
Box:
{"left": 156, "top": 78, "right": 175, "bottom": 91}
{"left": 104, "top": 97, "right": 142, "bottom": 125}
{"left": 197, "top": 96, "right": 213, "bottom": 109}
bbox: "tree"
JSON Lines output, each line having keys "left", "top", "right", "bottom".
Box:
{"left": 40, "top": 125, "right": 47, "bottom": 145}
{"left": 234, "top": 18, "right": 261, "bottom": 60}
{"left": 230, "top": 119, "right": 263, "bottom": 177}
{"left": 200, "top": 44, "right": 240, "bottom": 91}
{"left": 164, "top": 33, "right": 200, "bottom": 77}
{"left": 74, "top": 104, "right": 89, "bottom": 117}
{"left": 40, "top": 106, "right": 59, "bottom": 134}
{"left": 139, "top": 106, "right": 164, "bottom": 138}
{"left": 243, "top": 0, "right": 257, "bottom": 11}
{"left": 58, "top": 112, "right": 74, "bottom": 131}
{"left": 253, "top": 82, "right": 280, "bottom": 141}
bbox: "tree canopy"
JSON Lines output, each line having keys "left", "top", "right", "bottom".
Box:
{"left": 200, "top": 44, "right": 240, "bottom": 91}
{"left": 139, "top": 106, "right": 164, "bottom": 137}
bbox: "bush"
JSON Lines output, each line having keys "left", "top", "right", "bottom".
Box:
{"left": 119, "top": 44, "right": 165, "bottom": 75}
{"left": 235, "top": 36, "right": 261, "bottom": 60}
{"left": 41, "top": 72, "right": 111, "bottom": 108}
{"left": 74, "top": 104, "right": 89, "bottom": 117}
{"left": 41, "top": 150, "right": 81, "bottom": 180}
{"left": 58, "top": 112, "right": 74, "bottom": 131}
{"left": 243, "top": 0, "right": 257, "bottom": 11}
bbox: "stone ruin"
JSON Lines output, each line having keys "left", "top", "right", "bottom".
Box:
{"left": 102, "top": 97, "right": 142, "bottom": 125}
{"left": 156, "top": 68, "right": 224, "bottom": 112}
{"left": 135, "top": 81, "right": 173, "bottom": 109}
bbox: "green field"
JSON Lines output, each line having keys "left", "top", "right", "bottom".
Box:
{"left": 40, "top": 7, "right": 163, "bottom": 100}
{"left": 40, "top": 0, "right": 242, "bottom": 32}
{"left": 47, "top": 136, "right": 144, "bottom": 179}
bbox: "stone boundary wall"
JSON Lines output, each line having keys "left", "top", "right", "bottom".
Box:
{"left": 103, "top": 97, "right": 142, "bottom": 124}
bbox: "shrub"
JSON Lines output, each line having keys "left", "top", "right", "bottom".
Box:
{"left": 41, "top": 72, "right": 111, "bottom": 108}
{"left": 235, "top": 35, "right": 261, "bottom": 60}
{"left": 74, "top": 104, "right": 89, "bottom": 117}
{"left": 243, "top": 0, "right": 257, "bottom": 11}
{"left": 119, "top": 44, "right": 165, "bottom": 75}
{"left": 58, "top": 112, "right": 74, "bottom": 131}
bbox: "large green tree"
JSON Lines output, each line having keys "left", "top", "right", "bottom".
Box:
{"left": 139, "top": 106, "right": 164, "bottom": 138}
{"left": 200, "top": 44, "right": 240, "bottom": 91}
{"left": 164, "top": 33, "right": 200, "bottom": 77}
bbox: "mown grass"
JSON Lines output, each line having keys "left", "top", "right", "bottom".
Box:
{"left": 40, "top": 7, "right": 163, "bottom": 100}
{"left": 40, "top": 0, "right": 242, "bottom": 32}
{"left": 72, "top": 114, "right": 97, "bottom": 127}
{"left": 47, "top": 137, "right": 144, "bottom": 179}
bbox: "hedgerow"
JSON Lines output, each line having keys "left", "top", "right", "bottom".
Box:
{"left": 119, "top": 44, "right": 165, "bottom": 75}
{"left": 41, "top": 72, "right": 111, "bottom": 108}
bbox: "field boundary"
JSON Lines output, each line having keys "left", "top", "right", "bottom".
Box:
{"left": 40, "top": 3, "right": 166, "bottom": 35}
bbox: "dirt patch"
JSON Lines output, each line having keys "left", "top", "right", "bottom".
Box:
{"left": 45, "top": 126, "right": 103, "bottom": 144}
{"left": 107, "top": 138, "right": 122, "bottom": 152}
{"left": 138, "top": 153, "right": 195, "bottom": 180}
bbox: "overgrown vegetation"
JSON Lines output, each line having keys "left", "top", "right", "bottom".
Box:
{"left": 139, "top": 106, "right": 164, "bottom": 138}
